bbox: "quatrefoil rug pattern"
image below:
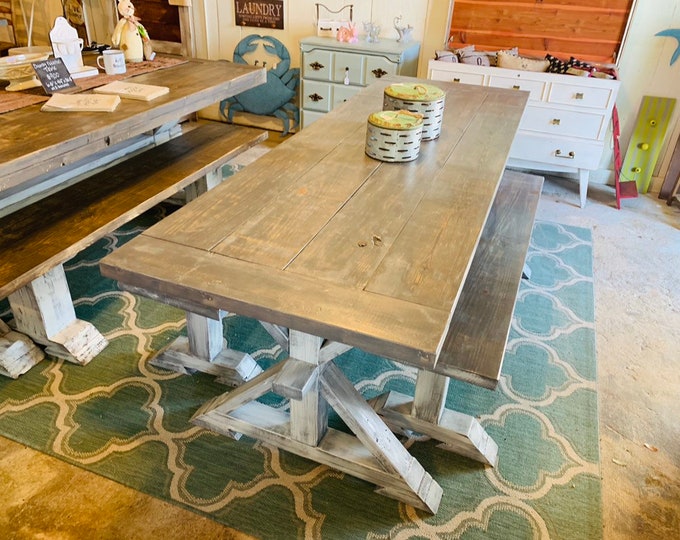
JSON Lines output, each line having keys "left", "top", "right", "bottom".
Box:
{"left": 0, "top": 207, "right": 600, "bottom": 539}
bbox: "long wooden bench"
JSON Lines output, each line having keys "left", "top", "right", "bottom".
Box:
{"left": 369, "top": 170, "right": 543, "bottom": 467}
{"left": 0, "top": 121, "right": 267, "bottom": 378}
{"left": 435, "top": 169, "right": 544, "bottom": 389}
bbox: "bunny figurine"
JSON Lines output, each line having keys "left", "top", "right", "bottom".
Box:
{"left": 112, "top": 0, "right": 155, "bottom": 62}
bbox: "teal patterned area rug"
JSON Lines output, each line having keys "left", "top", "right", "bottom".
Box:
{"left": 0, "top": 208, "right": 600, "bottom": 539}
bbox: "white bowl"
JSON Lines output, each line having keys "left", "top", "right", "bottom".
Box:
{"left": 0, "top": 52, "right": 52, "bottom": 91}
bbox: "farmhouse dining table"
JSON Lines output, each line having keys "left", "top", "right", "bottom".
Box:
{"left": 100, "top": 76, "right": 536, "bottom": 513}
{"left": 0, "top": 58, "right": 266, "bottom": 369}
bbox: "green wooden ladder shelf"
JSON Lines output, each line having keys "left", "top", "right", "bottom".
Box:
{"left": 619, "top": 96, "right": 677, "bottom": 200}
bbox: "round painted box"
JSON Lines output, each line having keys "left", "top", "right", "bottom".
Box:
{"left": 383, "top": 83, "right": 446, "bottom": 141}
{"left": 365, "top": 110, "right": 424, "bottom": 162}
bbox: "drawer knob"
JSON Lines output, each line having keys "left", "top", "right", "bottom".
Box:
{"left": 551, "top": 118, "right": 561, "bottom": 125}
{"left": 309, "top": 61, "right": 324, "bottom": 71}
{"left": 512, "top": 85, "right": 521, "bottom": 90}
{"left": 453, "top": 77, "right": 461, "bottom": 83}
{"left": 574, "top": 92, "right": 584, "bottom": 100}
{"left": 555, "top": 149, "right": 575, "bottom": 159}
{"left": 308, "top": 93, "right": 324, "bottom": 102}
{"left": 372, "top": 68, "right": 388, "bottom": 79}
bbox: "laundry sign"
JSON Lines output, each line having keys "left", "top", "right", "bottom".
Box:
{"left": 234, "top": 1, "right": 284, "bottom": 29}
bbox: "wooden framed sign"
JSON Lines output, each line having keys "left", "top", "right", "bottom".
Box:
{"left": 32, "top": 58, "right": 77, "bottom": 94}
{"left": 234, "top": 0, "right": 284, "bottom": 29}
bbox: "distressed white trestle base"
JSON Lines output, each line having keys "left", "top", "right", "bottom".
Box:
{"left": 5, "top": 265, "right": 107, "bottom": 368}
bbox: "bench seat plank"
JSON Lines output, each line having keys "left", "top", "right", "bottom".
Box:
{"left": 434, "top": 170, "right": 544, "bottom": 389}
{"left": 0, "top": 122, "right": 267, "bottom": 299}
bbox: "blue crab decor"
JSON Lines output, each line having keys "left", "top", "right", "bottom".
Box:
{"left": 220, "top": 34, "right": 300, "bottom": 135}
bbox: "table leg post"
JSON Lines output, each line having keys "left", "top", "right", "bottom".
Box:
{"left": 151, "top": 310, "right": 262, "bottom": 386}
{"left": 413, "top": 369, "right": 449, "bottom": 423}
{"left": 289, "top": 331, "right": 327, "bottom": 445}
{"left": 8, "top": 265, "right": 108, "bottom": 365}
{"left": 370, "top": 370, "right": 498, "bottom": 466}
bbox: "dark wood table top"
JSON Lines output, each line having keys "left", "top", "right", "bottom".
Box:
{"left": 0, "top": 58, "right": 265, "bottom": 200}
{"left": 101, "top": 76, "right": 528, "bottom": 376}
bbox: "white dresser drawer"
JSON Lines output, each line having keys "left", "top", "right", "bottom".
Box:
{"left": 548, "top": 82, "right": 616, "bottom": 109}
{"left": 428, "top": 67, "right": 485, "bottom": 86}
{"left": 510, "top": 132, "right": 603, "bottom": 170}
{"left": 488, "top": 74, "right": 547, "bottom": 101}
{"left": 521, "top": 105, "right": 607, "bottom": 140}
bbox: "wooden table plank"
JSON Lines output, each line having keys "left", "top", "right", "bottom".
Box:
{"left": 100, "top": 235, "right": 449, "bottom": 370}
{"left": 101, "top": 76, "right": 529, "bottom": 370}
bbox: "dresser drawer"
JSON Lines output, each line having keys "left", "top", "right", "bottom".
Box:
{"left": 521, "top": 105, "right": 607, "bottom": 140}
{"left": 548, "top": 82, "right": 616, "bottom": 109}
{"left": 302, "top": 49, "right": 333, "bottom": 81}
{"left": 333, "top": 52, "right": 366, "bottom": 85}
{"left": 301, "top": 80, "right": 332, "bottom": 112}
{"left": 510, "top": 132, "right": 603, "bottom": 169}
{"left": 365, "top": 55, "right": 399, "bottom": 83}
{"left": 301, "top": 109, "right": 325, "bottom": 128}
{"left": 332, "top": 84, "right": 361, "bottom": 108}
{"left": 429, "top": 67, "right": 485, "bottom": 86}
{"left": 488, "top": 74, "right": 546, "bottom": 101}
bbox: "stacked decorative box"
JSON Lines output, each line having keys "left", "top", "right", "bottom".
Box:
{"left": 365, "top": 83, "right": 446, "bottom": 162}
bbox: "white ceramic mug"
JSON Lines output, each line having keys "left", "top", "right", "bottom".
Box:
{"left": 97, "top": 49, "right": 126, "bottom": 75}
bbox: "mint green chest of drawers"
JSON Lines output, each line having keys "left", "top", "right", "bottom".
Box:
{"left": 300, "top": 36, "right": 420, "bottom": 129}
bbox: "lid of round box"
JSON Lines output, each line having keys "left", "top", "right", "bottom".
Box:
{"left": 367, "top": 110, "right": 423, "bottom": 130}
{"left": 384, "top": 83, "right": 445, "bottom": 102}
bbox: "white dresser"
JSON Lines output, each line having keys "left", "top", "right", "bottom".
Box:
{"left": 300, "top": 36, "right": 420, "bottom": 129}
{"left": 428, "top": 60, "right": 620, "bottom": 207}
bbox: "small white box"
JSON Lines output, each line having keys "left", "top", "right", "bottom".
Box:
{"left": 315, "top": 3, "right": 353, "bottom": 38}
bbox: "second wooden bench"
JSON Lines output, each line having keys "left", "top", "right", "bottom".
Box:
{"left": 0, "top": 121, "right": 267, "bottom": 378}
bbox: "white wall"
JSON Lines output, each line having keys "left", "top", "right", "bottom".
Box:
{"left": 15, "top": 0, "right": 680, "bottom": 192}
{"left": 186, "top": 0, "right": 429, "bottom": 67}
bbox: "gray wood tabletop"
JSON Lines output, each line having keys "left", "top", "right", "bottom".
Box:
{"left": 0, "top": 58, "right": 265, "bottom": 198}
{"left": 101, "top": 76, "right": 529, "bottom": 375}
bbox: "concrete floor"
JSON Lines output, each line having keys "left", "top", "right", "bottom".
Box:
{"left": 0, "top": 172, "right": 678, "bottom": 539}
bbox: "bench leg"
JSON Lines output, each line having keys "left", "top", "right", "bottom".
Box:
{"left": 7, "top": 265, "right": 108, "bottom": 365}
{"left": 369, "top": 370, "right": 498, "bottom": 466}
{"left": 0, "top": 319, "right": 45, "bottom": 378}
{"left": 192, "top": 331, "right": 442, "bottom": 514}
{"left": 184, "top": 169, "right": 222, "bottom": 202}
{"left": 150, "top": 310, "right": 262, "bottom": 386}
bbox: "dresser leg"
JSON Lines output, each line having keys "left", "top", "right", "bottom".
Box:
{"left": 579, "top": 168, "right": 589, "bottom": 208}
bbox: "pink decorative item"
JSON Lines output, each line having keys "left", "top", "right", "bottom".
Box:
{"left": 336, "top": 22, "right": 358, "bottom": 43}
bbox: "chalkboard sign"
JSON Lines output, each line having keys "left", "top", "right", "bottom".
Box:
{"left": 32, "top": 58, "right": 77, "bottom": 94}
